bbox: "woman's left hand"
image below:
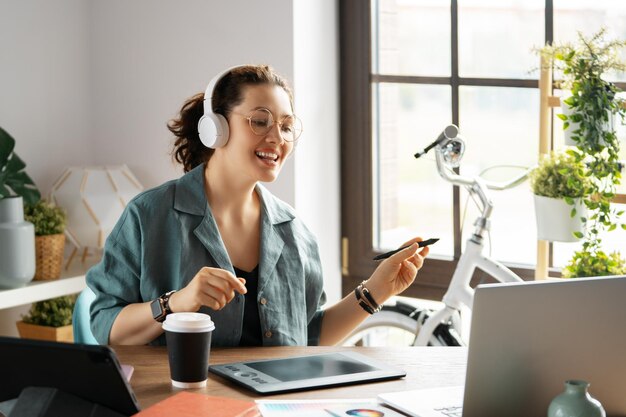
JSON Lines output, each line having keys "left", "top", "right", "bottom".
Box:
{"left": 365, "top": 237, "right": 429, "bottom": 304}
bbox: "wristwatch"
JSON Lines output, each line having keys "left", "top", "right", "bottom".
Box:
{"left": 150, "top": 290, "right": 176, "bottom": 323}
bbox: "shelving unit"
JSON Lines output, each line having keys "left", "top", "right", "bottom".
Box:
{"left": 0, "top": 255, "right": 100, "bottom": 310}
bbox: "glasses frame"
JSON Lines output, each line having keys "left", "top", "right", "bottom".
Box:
{"left": 230, "top": 108, "right": 303, "bottom": 142}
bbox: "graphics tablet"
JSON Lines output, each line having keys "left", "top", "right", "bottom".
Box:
{"left": 0, "top": 336, "right": 140, "bottom": 416}
{"left": 209, "top": 351, "right": 406, "bottom": 394}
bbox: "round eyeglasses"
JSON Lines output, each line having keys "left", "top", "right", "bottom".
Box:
{"left": 232, "top": 108, "right": 303, "bottom": 142}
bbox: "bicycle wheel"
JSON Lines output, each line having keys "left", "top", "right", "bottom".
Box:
{"left": 342, "top": 301, "right": 465, "bottom": 347}
{"left": 342, "top": 303, "right": 420, "bottom": 346}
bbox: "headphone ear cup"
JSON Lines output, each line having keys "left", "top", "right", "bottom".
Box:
{"left": 198, "top": 113, "right": 230, "bottom": 148}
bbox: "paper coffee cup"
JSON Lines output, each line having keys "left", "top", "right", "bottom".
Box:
{"left": 163, "top": 312, "right": 215, "bottom": 388}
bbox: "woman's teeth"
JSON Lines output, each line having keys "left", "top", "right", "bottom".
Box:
{"left": 255, "top": 151, "right": 278, "bottom": 161}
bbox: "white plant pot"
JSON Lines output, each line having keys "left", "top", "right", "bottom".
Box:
{"left": 534, "top": 194, "right": 585, "bottom": 242}
{"left": 560, "top": 92, "right": 614, "bottom": 147}
{"left": 0, "top": 196, "right": 36, "bottom": 288}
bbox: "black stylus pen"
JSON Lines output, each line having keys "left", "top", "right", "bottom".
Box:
{"left": 373, "top": 238, "right": 439, "bottom": 261}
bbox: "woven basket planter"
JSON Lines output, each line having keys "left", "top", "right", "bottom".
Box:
{"left": 16, "top": 321, "right": 73, "bottom": 343}
{"left": 33, "top": 234, "right": 66, "bottom": 280}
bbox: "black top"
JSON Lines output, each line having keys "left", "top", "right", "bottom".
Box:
{"left": 234, "top": 265, "right": 263, "bottom": 346}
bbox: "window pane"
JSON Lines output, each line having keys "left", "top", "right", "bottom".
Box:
{"left": 458, "top": 0, "right": 544, "bottom": 79}
{"left": 459, "top": 86, "right": 539, "bottom": 265}
{"left": 374, "top": 83, "right": 453, "bottom": 257}
{"left": 554, "top": 0, "right": 626, "bottom": 82}
{"left": 373, "top": 0, "right": 450, "bottom": 76}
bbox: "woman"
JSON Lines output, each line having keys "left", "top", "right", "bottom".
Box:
{"left": 87, "top": 64, "right": 429, "bottom": 346}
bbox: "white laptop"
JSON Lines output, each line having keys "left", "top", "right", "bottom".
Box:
{"left": 379, "top": 275, "right": 626, "bottom": 417}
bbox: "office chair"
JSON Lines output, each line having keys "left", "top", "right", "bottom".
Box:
{"left": 72, "top": 287, "right": 98, "bottom": 344}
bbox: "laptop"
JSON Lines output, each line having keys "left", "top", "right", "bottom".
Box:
{"left": 0, "top": 336, "right": 140, "bottom": 416}
{"left": 379, "top": 275, "right": 626, "bottom": 417}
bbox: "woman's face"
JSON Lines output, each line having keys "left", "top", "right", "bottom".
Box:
{"left": 221, "top": 84, "right": 295, "bottom": 184}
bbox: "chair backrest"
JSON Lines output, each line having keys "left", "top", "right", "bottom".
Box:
{"left": 72, "top": 287, "right": 98, "bottom": 344}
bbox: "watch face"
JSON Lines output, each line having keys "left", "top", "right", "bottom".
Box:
{"left": 150, "top": 298, "right": 164, "bottom": 321}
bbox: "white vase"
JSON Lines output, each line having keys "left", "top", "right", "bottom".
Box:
{"left": 0, "top": 196, "right": 36, "bottom": 288}
{"left": 533, "top": 194, "right": 585, "bottom": 242}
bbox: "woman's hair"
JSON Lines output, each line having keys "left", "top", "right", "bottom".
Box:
{"left": 169, "top": 65, "right": 294, "bottom": 173}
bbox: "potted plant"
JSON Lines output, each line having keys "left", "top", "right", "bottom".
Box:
{"left": 0, "top": 126, "right": 40, "bottom": 289}
{"left": 24, "top": 200, "right": 67, "bottom": 280}
{"left": 16, "top": 295, "right": 77, "bottom": 342}
{"left": 530, "top": 149, "right": 591, "bottom": 242}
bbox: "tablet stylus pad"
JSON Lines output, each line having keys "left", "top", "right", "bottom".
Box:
{"left": 209, "top": 351, "right": 406, "bottom": 394}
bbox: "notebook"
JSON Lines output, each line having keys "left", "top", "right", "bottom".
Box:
{"left": 378, "top": 275, "right": 626, "bottom": 417}
{"left": 0, "top": 336, "right": 140, "bottom": 416}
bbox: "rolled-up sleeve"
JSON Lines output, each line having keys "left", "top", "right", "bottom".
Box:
{"left": 87, "top": 208, "right": 142, "bottom": 345}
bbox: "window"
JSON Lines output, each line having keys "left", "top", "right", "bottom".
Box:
{"left": 340, "top": 0, "right": 626, "bottom": 299}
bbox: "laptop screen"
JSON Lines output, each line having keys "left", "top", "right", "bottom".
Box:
{"left": 463, "top": 276, "right": 626, "bottom": 417}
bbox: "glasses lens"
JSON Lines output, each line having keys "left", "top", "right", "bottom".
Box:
{"left": 248, "top": 109, "right": 273, "bottom": 135}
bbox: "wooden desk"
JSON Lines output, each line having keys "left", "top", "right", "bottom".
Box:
{"left": 114, "top": 346, "right": 468, "bottom": 409}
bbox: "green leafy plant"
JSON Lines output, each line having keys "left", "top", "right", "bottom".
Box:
{"left": 0, "top": 126, "right": 41, "bottom": 204}
{"left": 539, "top": 28, "right": 626, "bottom": 255}
{"left": 562, "top": 249, "right": 626, "bottom": 278}
{"left": 24, "top": 200, "right": 67, "bottom": 236}
{"left": 530, "top": 149, "right": 591, "bottom": 200}
{"left": 22, "top": 295, "right": 76, "bottom": 327}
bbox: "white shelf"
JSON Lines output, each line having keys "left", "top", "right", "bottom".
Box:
{"left": 0, "top": 255, "right": 101, "bottom": 310}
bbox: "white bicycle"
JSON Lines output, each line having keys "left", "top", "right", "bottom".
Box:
{"left": 343, "top": 125, "right": 531, "bottom": 347}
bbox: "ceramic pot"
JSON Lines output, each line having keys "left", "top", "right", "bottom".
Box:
{"left": 548, "top": 380, "right": 605, "bottom": 417}
{"left": 0, "top": 196, "right": 36, "bottom": 288}
{"left": 533, "top": 194, "right": 585, "bottom": 242}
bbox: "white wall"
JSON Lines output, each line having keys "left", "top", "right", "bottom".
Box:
{"left": 293, "top": 1, "right": 341, "bottom": 302}
{"left": 0, "top": 0, "right": 340, "bottom": 336}
{"left": 0, "top": 0, "right": 93, "bottom": 197}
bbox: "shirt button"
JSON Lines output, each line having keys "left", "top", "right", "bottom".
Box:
{"left": 264, "top": 330, "right": 272, "bottom": 338}
{"left": 260, "top": 298, "right": 267, "bottom": 305}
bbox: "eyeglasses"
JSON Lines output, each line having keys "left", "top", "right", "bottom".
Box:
{"left": 231, "top": 108, "right": 303, "bottom": 142}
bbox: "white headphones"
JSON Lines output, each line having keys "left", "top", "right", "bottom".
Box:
{"left": 197, "top": 65, "right": 246, "bottom": 148}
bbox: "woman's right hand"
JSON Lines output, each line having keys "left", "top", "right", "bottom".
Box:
{"left": 168, "top": 267, "right": 247, "bottom": 313}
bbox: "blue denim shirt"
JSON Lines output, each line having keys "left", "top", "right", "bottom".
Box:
{"left": 87, "top": 164, "right": 326, "bottom": 346}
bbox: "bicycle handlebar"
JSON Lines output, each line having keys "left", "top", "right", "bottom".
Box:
{"left": 437, "top": 152, "right": 533, "bottom": 190}
{"left": 431, "top": 126, "right": 533, "bottom": 191}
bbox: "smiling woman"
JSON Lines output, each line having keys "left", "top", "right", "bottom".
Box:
{"left": 86, "top": 64, "right": 430, "bottom": 348}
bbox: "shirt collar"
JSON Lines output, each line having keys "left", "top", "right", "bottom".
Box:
{"left": 173, "top": 163, "right": 295, "bottom": 225}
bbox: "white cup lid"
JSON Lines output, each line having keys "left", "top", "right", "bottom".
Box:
{"left": 162, "top": 312, "right": 215, "bottom": 333}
